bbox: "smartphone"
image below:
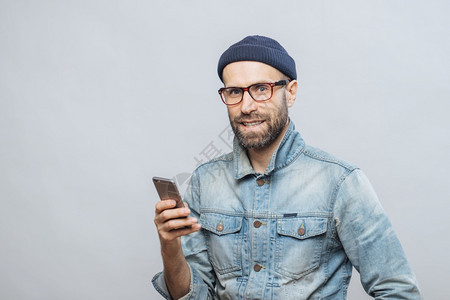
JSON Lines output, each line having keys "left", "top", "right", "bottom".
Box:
{"left": 152, "top": 176, "right": 185, "bottom": 208}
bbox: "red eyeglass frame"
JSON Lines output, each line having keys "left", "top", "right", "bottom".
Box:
{"left": 218, "top": 79, "right": 290, "bottom": 106}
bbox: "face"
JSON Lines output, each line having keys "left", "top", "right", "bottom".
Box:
{"left": 222, "top": 61, "right": 297, "bottom": 150}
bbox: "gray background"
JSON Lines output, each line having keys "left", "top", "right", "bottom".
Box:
{"left": 1, "top": 0, "right": 449, "bottom": 299}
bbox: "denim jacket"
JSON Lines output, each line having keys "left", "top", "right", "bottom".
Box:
{"left": 153, "top": 121, "right": 422, "bottom": 299}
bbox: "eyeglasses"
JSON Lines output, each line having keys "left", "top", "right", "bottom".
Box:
{"left": 218, "top": 79, "right": 290, "bottom": 106}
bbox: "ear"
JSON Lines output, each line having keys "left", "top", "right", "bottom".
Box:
{"left": 286, "top": 80, "right": 298, "bottom": 108}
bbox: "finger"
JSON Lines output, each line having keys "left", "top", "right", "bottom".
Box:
{"left": 174, "top": 223, "right": 202, "bottom": 235}
{"left": 158, "top": 206, "right": 191, "bottom": 223}
{"left": 155, "top": 199, "right": 177, "bottom": 214}
{"left": 155, "top": 206, "right": 191, "bottom": 228}
{"left": 160, "top": 223, "right": 202, "bottom": 241}
{"left": 162, "top": 216, "right": 198, "bottom": 232}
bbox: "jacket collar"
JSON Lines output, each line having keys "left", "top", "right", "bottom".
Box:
{"left": 233, "top": 119, "right": 305, "bottom": 179}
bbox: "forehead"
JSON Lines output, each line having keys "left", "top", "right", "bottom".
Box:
{"left": 222, "top": 61, "right": 284, "bottom": 87}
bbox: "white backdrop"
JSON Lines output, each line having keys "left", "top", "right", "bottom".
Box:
{"left": 1, "top": 1, "right": 449, "bottom": 299}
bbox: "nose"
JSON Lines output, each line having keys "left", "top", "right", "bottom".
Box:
{"left": 240, "top": 90, "right": 257, "bottom": 114}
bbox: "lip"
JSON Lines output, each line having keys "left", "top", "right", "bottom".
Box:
{"left": 239, "top": 120, "right": 265, "bottom": 131}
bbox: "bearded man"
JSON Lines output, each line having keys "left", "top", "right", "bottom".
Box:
{"left": 152, "top": 35, "right": 422, "bottom": 299}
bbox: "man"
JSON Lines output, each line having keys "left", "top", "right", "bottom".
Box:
{"left": 153, "top": 35, "right": 422, "bottom": 299}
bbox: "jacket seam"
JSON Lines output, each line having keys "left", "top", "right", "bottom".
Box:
{"left": 195, "top": 152, "right": 233, "bottom": 171}
{"left": 302, "top": 149, "right": 357, "bottom": 172}
{"left": 328, "top": 168, "right": 358, "bottom": 246}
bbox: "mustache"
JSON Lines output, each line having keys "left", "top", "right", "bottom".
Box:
{"left": 233, "top": 113, "right": 265, "bottom": 123}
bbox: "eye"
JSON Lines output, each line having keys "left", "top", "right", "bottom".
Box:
{"left": 227, "top": 88, "right": 242, "bottom": 97}
{"left": 252, "top": 84, "right": 270, "bottom": 93}
{"left": 257, "top": 85, "right": 268, "bottom": 92}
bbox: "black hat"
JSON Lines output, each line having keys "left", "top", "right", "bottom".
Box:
{"left": 217, "top": 35, "right": 297, "bottom": 82}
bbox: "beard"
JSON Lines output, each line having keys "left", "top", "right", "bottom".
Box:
{"left": 229, "top": 96, "right": 289, "bottom": 150}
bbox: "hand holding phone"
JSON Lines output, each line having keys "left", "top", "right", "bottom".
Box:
{"left": 152, "top": 176, "right": 185, "bottom": 208}
{"left": 152, "top": 177, "right": 201, "bottom": 300}
{"left": 153, "top": 176, "right": 201, "bottom": 249}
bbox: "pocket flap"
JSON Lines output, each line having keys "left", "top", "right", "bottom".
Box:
{"left": 200, "top": 213, "right": 243, "bottom": 236}
{"left": 277, "top": 217, "right": 328, "bottom": 240}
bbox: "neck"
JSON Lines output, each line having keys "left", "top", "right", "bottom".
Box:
{"left": 247, "top": 121, "right": 289, "bottom": 174}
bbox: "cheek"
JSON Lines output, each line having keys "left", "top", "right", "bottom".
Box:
{"left": 265, "top": 103, "right": 281, "bottom": 116}
{"left": 227, "top": 107, "right": 239, "bottom": 120}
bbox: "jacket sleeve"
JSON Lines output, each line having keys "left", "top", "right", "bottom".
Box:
{"left": 333, "top": 169, "right": 422, "bottom": 299}
{"left": 152, "top": 170, "right": 217, "bottom": 299}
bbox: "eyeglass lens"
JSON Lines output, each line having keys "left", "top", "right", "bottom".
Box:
{"left": 222, "top": 83, "right": 273, "bottom": 104}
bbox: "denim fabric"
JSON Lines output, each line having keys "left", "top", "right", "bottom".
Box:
{"left": 153, "top": 121, "right": 422, "bottom": 299}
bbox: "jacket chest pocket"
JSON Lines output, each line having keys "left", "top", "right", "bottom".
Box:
{"left": 275, "top": 217, "right": 328, "bottom": 280}
{"left": 200, "top": 213, "right": 243, "bottom": 278}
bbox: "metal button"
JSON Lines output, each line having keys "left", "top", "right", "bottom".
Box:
{"left": 254, "top": 220, "right": 262, "bottom": 228}
{"left": 254, "top": 264, "right": 262, "bottom": 272}
{"left": 257, "top": 179, "right": 265, "bottom": 186}
{"left": 216, "top": 223, "right": 224, "bottom": 232}
{"left": 298, "top": 227, "right": 305, "bottom": 236}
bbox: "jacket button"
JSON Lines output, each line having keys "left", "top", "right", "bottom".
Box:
{"left": 257, "top": 179, "right": 265, "bottom": 186}
{"left": 298, "top": 227, "right": 305, "bottom": 236}
{"left": 254, "top": 264, "right": 262, "bottom": 272}
{"left": 216, "top": 223, "right": 224, "bottom": 232}
{"left": 254, "top": 220, "right": 262, "bottom": 228}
